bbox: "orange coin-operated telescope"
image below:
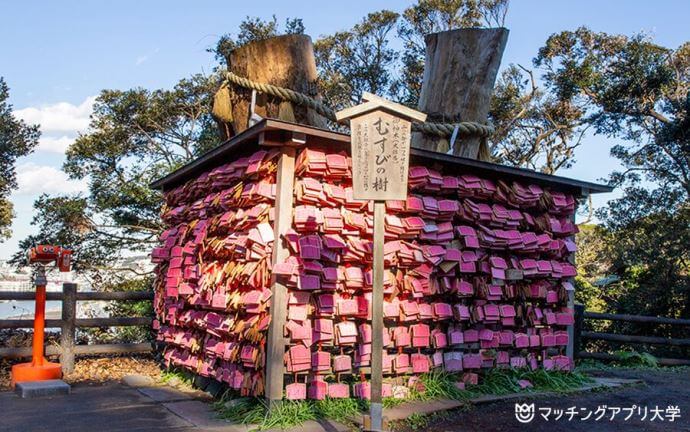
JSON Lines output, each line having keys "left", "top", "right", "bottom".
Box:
{"left": 11, "top": 245, "right": 72, "bottom": 387}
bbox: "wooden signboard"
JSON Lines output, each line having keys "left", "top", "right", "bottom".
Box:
{"left": 337, "top": 94, "right": 426, "bottom": 432}
{"left": 337, "top": 92, "right": 426, "bottom": 201}
{"left": 349, "top": 111, "right": 411, "bottom": 201}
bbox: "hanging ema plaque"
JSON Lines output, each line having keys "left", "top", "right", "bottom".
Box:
{"left": 336, "top": 92, "right": 427, "bottom": 201}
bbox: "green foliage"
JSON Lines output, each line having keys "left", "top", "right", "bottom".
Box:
{"left": 489, "top": 64, "right": 586, "bottom": 174}
{"left": 574, "top": 276, "right": 606, "bottom": 313}
{"left": 401, "top": 412, "right": 432, "bottom": 431}
{"left": 13, "top": 75, "right": 217, "bottom": 283}
{"left": 0, "top": 77, "right": 40, "bottom": 240}
{"left": 526, "top": 27, "right": 690, "bottom": 354}
{"left": 213, "top": 369, "right": 591, "bottom": 430}
{"left": 103, "top": 276, "right": 154, "bottom": 342}
{"left": 215, "top": 397, "right": 317, "bottom": 430}
{"left": 614, "top": 350, "right": 659, "bottom": 368}
{"left": 315, "top": 10, "right": 400, "bottom": 109}
{"left": 575, "top": 224, "right": 611, "bottom": 283}
{"left": 415, "top": 370, "right": 470, "bottom": 401}
{"left": 161, "top": 367, "right": 195, "bottom": 387}
{"left": 211, "top": 16, "right": 305, "bottom": 63}
{"left": 312, "top": 397, "right": 365, "bottom": 424}
{"left": 467, "top": 368, "right": 591, "bottom": 396}
{"left": 396, "top": 0, "right": 508, "bottom": 105}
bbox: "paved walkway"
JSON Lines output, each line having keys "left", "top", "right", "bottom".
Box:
{"left": 0, "top": 378, "right": 346, "bottom": 432}
{"left": 1, "top": 370, "right": 681, "bottom": 432}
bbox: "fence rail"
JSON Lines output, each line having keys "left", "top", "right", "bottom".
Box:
{"left": 0, "top": 283, "right": 154, "bottom": 372}
{"left": 576, "top": 304, "right": 690, "bottom": 364}
{"left": 583, "top": 311, "right": 690, "bottom": 326}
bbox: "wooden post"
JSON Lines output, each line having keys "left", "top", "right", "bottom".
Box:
{"left": 265, "top": 146, "right": 296, "bottom": 404}
{"left": 573, "top": 303, "right": 585, "bottom": 358}
{"left": 336, "top": 94, "right": 425, "bottom": 432}
{"left": 60, "top": 282, "right": 77, "bottom": 373}
{"left": 412, "top": 28, "right": 508, "bottom": 159}
{"left": 370, "top": 201, "right": 385, "bottom": 431}
{"left": 566, "top": 211, "right": 577, "bottom": 361}
{"left": 213, "top": 34, "right": 328, "bottom": 140}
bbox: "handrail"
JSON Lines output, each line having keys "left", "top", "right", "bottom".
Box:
{"left": 0, "top": 317, "right": 153, "bottom": 329}
{"left": 576, "top": 304, "right": 690, "bottom": 363}
{"left": 0, "top": 290, "right": 153, "bottom": 301}
{"left": 581, "top": 331, "right": 690, "bottom": 347}
{"left": 584, "top": 311, "right": 690, "bottom": 326}
{"left": 0, "top": 283, "right": 154, "bottom": 370}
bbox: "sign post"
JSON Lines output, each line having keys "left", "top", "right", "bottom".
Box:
{"left": 336, "top": 94, "right": 426, "bottom": 432}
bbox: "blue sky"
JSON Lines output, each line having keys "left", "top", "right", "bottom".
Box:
{"left": 1, "top": 0, "right": 689, "bottom": 259}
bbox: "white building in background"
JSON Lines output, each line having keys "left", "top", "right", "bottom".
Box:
{"left": 0, "top": 259, "right": 89, "bottom": 292}
{"left": 0, "top": 255, "right": 154, "bottom": 293}
{"left": 0, "top": 256, "right": 154, "bottom": 320}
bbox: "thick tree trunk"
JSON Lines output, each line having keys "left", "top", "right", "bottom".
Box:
{"left": 412, "top": 28, "right": 509, "bottom": 160}
{"left": 212, "top": 34, "right": 328, "bottom": 139}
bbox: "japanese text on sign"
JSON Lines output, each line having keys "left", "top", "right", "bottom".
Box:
{"left": 350, "top": 111, "right": 410, "bottom": 201}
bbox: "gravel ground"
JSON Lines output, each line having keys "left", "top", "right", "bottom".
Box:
{"left": 399, "top": 368, "right": 690, "bottom": 432}
{"left": 0, "top": 354, "right": 162, "bottom": 391}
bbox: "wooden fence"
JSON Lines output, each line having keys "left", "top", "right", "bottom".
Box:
{"left": 4, "top": 287, "right": 688, "bottom": 370}
{"left": 0, "top": 283, "right": 153, "bottom": 372}
{"left": 575, "top": 304, "right": 690, "bottom": 366}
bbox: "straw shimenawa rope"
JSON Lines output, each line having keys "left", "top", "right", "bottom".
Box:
{"left": 222, "top": 71, "right": 494, "bottom": 139}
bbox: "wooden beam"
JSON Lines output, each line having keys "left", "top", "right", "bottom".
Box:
{"left": 579, "top": 351, "right": 690, "bottom": 366}
{"left": 75, "top": 317, "right": 152, "bottom": 327}
{"left": 264, "top": 146, "right": 296, "bottom": 403}
{"left": 0, "top": 290, "right": 152, "bottom": 301}
{"left": 0, "top": 291, "right": 63, "bottom": 301}
{"left": 0, "top": 319, "right": 62, "bottom": 329}
{"left": 581, "top": 331, "right": 690, "bottom": 346}
{"left": 219, "top": 34, "right": 328, "bottom": 138}
{"left": 0, "top": 343, "right": 152, "bottom": 359}
{"left": 0, "top": 317, "right": 151, "bottom": 329}
{"left": 76, "top": 291, "right": 153, "bottom": 301}
{"left": 336, "top": 94, "right": 427, "bottom": 123}
{"left": 584, "top": 312, "right": 690, "bottom": 326}
{"left": 150, "top": 118, "right": 612, "bottom": 196}
{"left": 413, "top": 28, "right": 508, "bottom": 158}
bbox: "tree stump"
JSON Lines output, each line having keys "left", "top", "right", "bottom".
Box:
{"left": 212, "top": 34, "right": 328, "bottom": 139}
{"left": 412, "top": 28, "right": 509, "bottom": 160}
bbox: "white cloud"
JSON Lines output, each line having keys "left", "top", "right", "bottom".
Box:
{"left": 15, "top": 163, "right": 88, "bottom": 195}
{"left": 37, "top": 136, "right": 74, "bottom": 153}
{"left": 13, "top": 96, "right": 96, "bottom": 134}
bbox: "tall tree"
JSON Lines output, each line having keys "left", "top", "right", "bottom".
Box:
{"left": 314, "top": 10, "right": 400, "bottom": 110}
{"left": 0, "top": 77, "right": 40, "bottom": 240}
{"left": 535, "top": 28, "right": 689, "bottom": 326}
{"left": 489, "top": 64, "right": 587, "bottom": 173}
{"left": 211, "top": 16, "right": 305, "bottom": 64}
{"left": 15, "top": 16, "right": 306, "bottom": 282}
{"left": 13, "top": 75, "right": 218, "bottom": 278}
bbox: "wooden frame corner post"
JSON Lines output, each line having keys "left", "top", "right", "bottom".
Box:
{"left": 265, "top": 146, "right": 296, "bottom": 405}
{"left": 566, "top": 209, "right": 577, "bottom": 361}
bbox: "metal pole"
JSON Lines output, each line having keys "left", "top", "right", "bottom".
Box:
{"left": 369, "top": 201, "right": 385, "bottom": 431}
{"left": 31, "top": 266, "right": 47, "bottom": 366}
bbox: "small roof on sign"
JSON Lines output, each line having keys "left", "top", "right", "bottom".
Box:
{"left": 335, "top": 92, "right": 428, "bottom": 123}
